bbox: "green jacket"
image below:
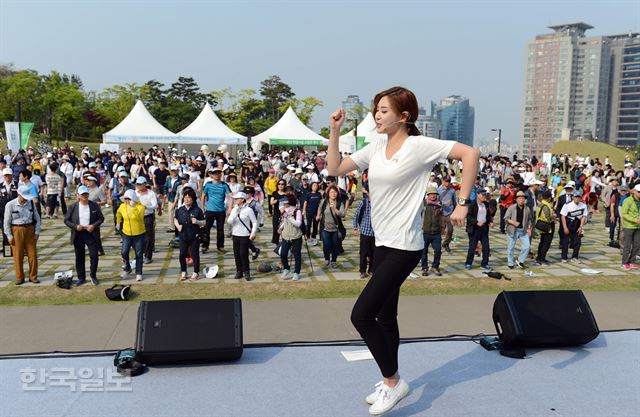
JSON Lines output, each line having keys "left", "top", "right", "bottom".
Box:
{"left": 621, "top": 196, "right": 640, "bottom": 230}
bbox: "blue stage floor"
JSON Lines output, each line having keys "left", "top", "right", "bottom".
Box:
{"left": 1, "top": 331, "right": 638, "bottom": 417}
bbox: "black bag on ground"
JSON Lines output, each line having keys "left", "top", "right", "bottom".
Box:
{"left": 105, "top": 284, "right": 132, "bottom": 301}
{"left": 113, "top": 348, "right": 146, "bottom": 376}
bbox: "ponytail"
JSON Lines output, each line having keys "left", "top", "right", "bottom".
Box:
{"left": 408, "top": 124, "right": 421, "bottom": 137}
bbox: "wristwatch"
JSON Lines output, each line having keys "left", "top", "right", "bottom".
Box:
{"left": 457, "top": 197, "right": 471, "bottom": 206}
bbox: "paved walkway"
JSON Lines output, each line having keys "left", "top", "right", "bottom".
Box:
{"left": 0, "top": 201, "right": 636, "bottom": 286}
{"left": 1, "top": 292, "right": 638, "bottom": 354}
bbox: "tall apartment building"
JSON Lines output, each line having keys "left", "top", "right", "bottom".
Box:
{"left": 433, "top": 95, "right": 475, "bottom": 146}
{"left": 521, "top": 23, "right": 640, "bottom": 158}
{"left": 416, "top": 106, "right": 443, "bottom": 137}
{"left": 608, "top": 35, "right": 640, "bottom": 147}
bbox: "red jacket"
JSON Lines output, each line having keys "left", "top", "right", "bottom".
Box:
{"left": 499, "top": 185, "right": 516, "bottom": 208}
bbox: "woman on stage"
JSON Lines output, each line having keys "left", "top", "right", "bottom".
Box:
{"left": 327, "top": 86, "right": 479, "bottom": 415}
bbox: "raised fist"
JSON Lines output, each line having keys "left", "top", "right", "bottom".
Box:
{"left": 330, "top": 108, "right": 346, "bottom": 131}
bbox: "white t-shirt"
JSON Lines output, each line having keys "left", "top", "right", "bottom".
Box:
{"left": 560, "top": 201, "right": 588, "bottom": 221}
{"left": 78, "top": 203, "right": 91, "bottom": 227}
{"left": 350, "top": 135, "right": 455, "bottom": 251}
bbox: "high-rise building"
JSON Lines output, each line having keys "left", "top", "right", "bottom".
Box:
{"left": 608, "top": 34, "right": 640, "bottom": 147}
{"left": 521, "top": 23, "right": 640, "bottom": 157}
{"left": 342, "top": 95, "right": 364, "bottom": 122}
{"left": 415, "top": 106, "right": 443, "bottom": 138}
{"left": 433, "top": 95, "right": 475, "bottom": 146}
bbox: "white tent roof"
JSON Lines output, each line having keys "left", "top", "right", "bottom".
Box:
{"left": 252, "top": 107, "right": 329, "bottom": 148}
{"left": 103, "top": 100, "right": 176, "bottom": 143}
{"left": 339, "top": 112, "right": 387, "bottom": 144}
{"left": 177, "top": 104, "right": 247, "bottom": 145}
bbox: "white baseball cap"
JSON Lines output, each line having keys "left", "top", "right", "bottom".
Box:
{"left": 204, "top": 265, "right": 219, "bottom": 279}
{"left": 565, "top": 181, "right": 576, "bottom": 188}
{"left": 634, "top": 184, "right": 640, "bottom": 192}
{"left": 233, "top": 192, "right": 247, "bottom": 200}
{"left": 2, "top": 168, "right": 12, "bottom": 176}
{"left": 123, "top": 189, "right": 138, "bottom": 202}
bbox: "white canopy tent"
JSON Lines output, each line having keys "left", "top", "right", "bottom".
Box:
{"left": 102, "top": 100, "right": 176, "bottom": 146}
{"left": 177, "top": 103, "right": 248, "bottom": 156}
{"left": 338, "top": 112, "right": 386, "bottom": 153}
{"left": 251, "top": 107, "right": 329, "bottom": 149}
{"left": 177, "top": 104, "right": 247, "bottom": 145}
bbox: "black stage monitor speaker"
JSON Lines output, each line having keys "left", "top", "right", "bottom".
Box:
{"left": 493, "top": 290, "right": 599, "bottom": 348}
{"left": 136, "top": 298, "right": 243, "bottom": 365}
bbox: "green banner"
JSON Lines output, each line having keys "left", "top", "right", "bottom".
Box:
{"left": 19, "top": 122, "right": 34, "bottom": 149}
{"left": 356, "top": 136, "right": 367, "bottom": 151}
{"left": 269, "top": 138, "right": 323, "bottom": 146}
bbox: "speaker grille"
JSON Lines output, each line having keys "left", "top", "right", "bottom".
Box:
{"left": 493, "top": 290, "right": 599, "bottom": 348}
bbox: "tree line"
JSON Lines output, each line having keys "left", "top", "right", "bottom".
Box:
{"left": 0, "top": 64, "right": 324, "bottom": 141}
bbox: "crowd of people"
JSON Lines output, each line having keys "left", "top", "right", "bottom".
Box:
{"left": 0, "top": 143, "right": 639, "bottom": 286}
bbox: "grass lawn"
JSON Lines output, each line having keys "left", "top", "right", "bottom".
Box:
{"left": 550, "top": 140, "right": 637, "bottom": 169}
{"left": 0, "top": 138, "right": 102, "bottom": 154}
{"left": 1, "top": 275, "right": 638, "bottom": 307}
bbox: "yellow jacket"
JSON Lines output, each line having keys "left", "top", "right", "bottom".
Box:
{"left": 264, "top": 176, "right": 278, "bottom": 195}
{"left": 116, "top": 202, "right": 146, "bottom": 236}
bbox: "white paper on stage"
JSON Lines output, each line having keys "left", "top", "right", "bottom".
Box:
{"left": 341, "top": 349, "right": 374, "bottom": 362}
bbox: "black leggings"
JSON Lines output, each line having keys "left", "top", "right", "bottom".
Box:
{"left": 179, "top": 238, "right": 200, "bottom": 273}
{"left": 351, "top": 246, "right": 422, "bottom": 378}
{"left": 305, "top": 212, "right": 319, "bottom": 239}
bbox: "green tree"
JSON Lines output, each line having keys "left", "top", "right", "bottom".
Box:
{"left": 140, "top": 79, "right": 167, "bottom": 125}
{"left": 162, "top": 77, "right": 217, "bottom": 132}
{"left": 0, "top": 63, "right": 16, "bottom": 80}
{"left": 95, "top": 83, "right": 142, "bottom": 129}
{"left": 41, "top": 71, "right": 87, "bottom": 138}
{"left": 260, "top": 75, "right": 295, "bottom": 122}
{"left": 345, "top": 103, "right": 370, "bottom": 122}
{"left": 216, "top": 89, "right": 271, "bottom": 137}
{"left": 319, "top": 127, "right": 330, "bottom": 139}
{"left": 279, "top": 96, "right": 323, "bottom": 126}
{"left": 0, "top": 69, "right": 45, "bottom": 128}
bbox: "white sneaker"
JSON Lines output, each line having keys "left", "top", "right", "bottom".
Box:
{"left": 366, "top": 381, "right": 384, "bottom": 405}
{"left": 292, "top": 273, "right": 301, "bottom": 281}
{"left": 281, "top": 269, "right": 291, "bottom": 280}
{"left": 369, "top": 379, "right": 410, "bottom": 415}
{"left": 121, "top": 270, "right": 131, "bottom": 279}
{"left": 136, "top": 274, "right": 143, "bottom": 282}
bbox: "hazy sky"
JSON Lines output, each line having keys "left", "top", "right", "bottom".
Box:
{"left": 1, "top": 0, "right": 637, "bottom": 144}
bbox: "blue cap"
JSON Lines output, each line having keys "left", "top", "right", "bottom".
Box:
{"left": 77, "top": 185, "right": 90, "bottom": 195}
{"left": 135, "top": 176, "right": 147, "bottom": 185}
{"left": 17, "top": 185, "right": 36, "bottom": 201}
{"left": 572, "top": 190, "right": 583, "bottom": 197}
